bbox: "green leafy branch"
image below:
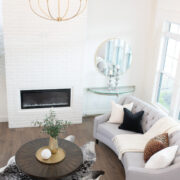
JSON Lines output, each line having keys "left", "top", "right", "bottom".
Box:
{"left": 33, "top": 110, "right": 71, "bottom": 138}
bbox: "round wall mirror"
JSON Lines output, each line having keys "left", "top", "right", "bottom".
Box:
{"left": 95, "top": 38, "right": 132, "bottom": 77}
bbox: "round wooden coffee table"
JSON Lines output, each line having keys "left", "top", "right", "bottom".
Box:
{"left": 15, "top": 138, "right": 83, "bottom": 180}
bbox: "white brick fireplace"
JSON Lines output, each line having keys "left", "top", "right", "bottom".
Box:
{"left": 3, "top": 0, "right": 87, "bottom": 128}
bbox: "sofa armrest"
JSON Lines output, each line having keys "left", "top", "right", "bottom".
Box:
{"left": 93, "top": 113, "right": 111, "bottom": 138}
{"left": 126, "top": 163, "right": 180, "bottom": 180}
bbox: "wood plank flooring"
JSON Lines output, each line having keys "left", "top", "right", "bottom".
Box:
{"left": 0, "top": 117, "right": 125, "bottom": 180}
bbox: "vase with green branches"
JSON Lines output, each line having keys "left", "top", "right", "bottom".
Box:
{"left": 33, "top": 110, "right": 71, "bottom": 154}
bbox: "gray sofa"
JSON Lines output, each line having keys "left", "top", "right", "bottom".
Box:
{"left": 93, "top": 95, "right": 180, "bottom": 180}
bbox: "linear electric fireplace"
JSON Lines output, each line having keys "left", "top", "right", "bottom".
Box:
{"left": 21, "top": 89, "right": 71, "bottom": 109}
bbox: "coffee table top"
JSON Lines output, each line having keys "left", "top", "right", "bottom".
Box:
{"left": 15, "top": 138, "right": 83, "bottom": 179}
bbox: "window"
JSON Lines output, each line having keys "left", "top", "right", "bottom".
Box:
{"left": 154, "top": 21, "right": 180, "bottom": 120}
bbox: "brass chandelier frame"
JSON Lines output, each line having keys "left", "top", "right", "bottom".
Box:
{"left": 29, "top": 0, "right": 88, "bottom": 22}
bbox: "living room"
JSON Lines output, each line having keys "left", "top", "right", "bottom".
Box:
{"left": 0, "top": 0, "right": 180, "bottom": 179}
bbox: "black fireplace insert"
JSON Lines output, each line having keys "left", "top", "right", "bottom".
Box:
{"left": 21, "top": 89, "right": 71, "bottom": 109}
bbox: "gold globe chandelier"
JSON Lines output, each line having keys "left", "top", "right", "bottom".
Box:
{"left": 29, "top": 0, "right": 88, "bottom": 22}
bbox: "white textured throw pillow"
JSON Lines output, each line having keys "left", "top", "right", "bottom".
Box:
{"left": 145, "top": 145, "right": 178, "bottom": 169}
{"left": 108, "top": 101, "right": 133, "bottom": 124}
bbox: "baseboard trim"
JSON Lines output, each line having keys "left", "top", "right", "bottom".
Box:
{"left": 8, "top": 120, "right": 82, "bottom": 128}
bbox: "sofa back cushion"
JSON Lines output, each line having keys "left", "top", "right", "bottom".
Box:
{"left": 118, "top": 95, "right": 166, "bottom": 133}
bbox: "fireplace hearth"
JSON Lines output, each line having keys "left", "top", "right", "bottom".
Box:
{"left": 21, "top": 89, "right": 71, "bottom": 109}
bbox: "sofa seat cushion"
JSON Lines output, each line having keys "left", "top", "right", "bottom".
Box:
{"left": 122, "top": 152, "right": 145, "bottom": 170}
{"left": 121, "top": 131, "right": 180, "bottom": 171}
{"left": 97, "top": 122, "right": 136, "bottom": 140}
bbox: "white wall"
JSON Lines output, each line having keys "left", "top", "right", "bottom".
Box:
{"left": 1, "top": 0, "right": 158, "bottom": 124}
{"left": 144, "top": 0, "right": 180, "bottom": 104}
{"left": 157, "top": 0, "right": 180, "bottom": 11}
{"left": 3, "top": 0, "right": 87, "bottom": 127}
{"left": 83, "top": 0, "right": 156, "bottom": 115}
{"left": 0, "top": 0, "right": 8, "bottom": 122}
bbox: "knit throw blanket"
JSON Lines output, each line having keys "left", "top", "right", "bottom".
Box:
{"left": 113, "top": 117, "right": 180, "bottom": 159}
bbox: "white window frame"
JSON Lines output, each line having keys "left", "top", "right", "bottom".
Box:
{"left": 153, "top": 21, "right": 180, "bottom": 120}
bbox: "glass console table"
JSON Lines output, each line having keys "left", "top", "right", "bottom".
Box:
{"left": 87, "top": 86, "right": 135, "bottom": 96}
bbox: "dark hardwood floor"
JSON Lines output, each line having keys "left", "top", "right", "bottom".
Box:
{"left": 0, "top": 117, "right": 125, "bottom": 180}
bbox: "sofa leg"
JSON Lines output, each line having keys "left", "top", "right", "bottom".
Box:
{"left": 96, "top": 139, "right": 99, "bottom": 144}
